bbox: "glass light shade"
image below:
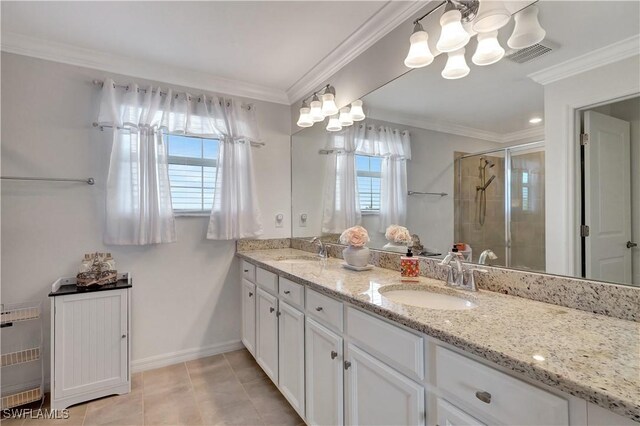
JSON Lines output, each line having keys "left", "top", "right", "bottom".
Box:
{"left": 472, "top": 1, "right": 511, "bottom": 33}
{"left": 350, "top": 100, "right": 365, "bottom": 121}
{"left": 309, "top": 96, "right": 324, "bottom": 122}
{"left": 321, "top": 92, "right": 339, "bottom": 116}
{"left": 472, "top": 31, "right": 505, "bottom": 66}
{"left": 296, "top": 106, "right": 313, "bottom": 128}
{"left": 404, "top": 25, "right": 434, "bottom": 68}
{"left": 338, "top": 107, "right": 353, "bottom": 126}
{"left": 326, "top": 115, "right": 342, "bottom": 132}
{"left": 436, "top": 8, "right": 470, "bottom": 53}
{"left": 507, "top": 5, "right": 545, "bottom": 49}
{"left": 442, "top": 48, "right": 470, "bottom": 79}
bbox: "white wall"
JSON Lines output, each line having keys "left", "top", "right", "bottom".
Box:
{"left": 544, "top": 55, "right": 640, "bottom": 276}
{"left": 0, "top": 52, "right": 292, "bottom": 374}
{"left": 291, "top": 117, "right": 501, "bottom": 254}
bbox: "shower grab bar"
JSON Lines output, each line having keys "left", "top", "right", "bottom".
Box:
{"left": 408, "top": 191, "right": 447, "bottom": 197}
{"left": 1, "top": 176, "right": 95, "bottom": 185}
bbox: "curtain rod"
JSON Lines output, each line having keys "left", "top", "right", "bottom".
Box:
{"left": 91, "top": 123, "right": 265, "bottom": 147}
{"left": 1, "top": 176, "right": 95, "bottom": 185}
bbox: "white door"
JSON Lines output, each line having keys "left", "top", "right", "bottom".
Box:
{"left": 305, "top": 317, "right": 343, "bottom": 426}
{"left": 345, "top": 344, "right": 425, "bottom": 426}
{"left": 584, "top": 111, "right": 632, "bottom": 283}
{"left": 256, "top": 288, "right": 278, "bottom": 384}
{"left": 278, "top": 301, "right": 305, "bottom": 418}
{"left": 54, "top": 289, "right": 128, "bottom": 398}
{"left": 436, "top": 398, "right": 485, "bottom": 426}
{"left": 241, "top": 279, "right": 256, "bottom": 356}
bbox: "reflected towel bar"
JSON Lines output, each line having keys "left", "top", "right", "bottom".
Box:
{"left": 1, "top": 176, "right": 95, "bottom": 185}
{"left": 408, "top": 191, "right": 447, "bottom": 197}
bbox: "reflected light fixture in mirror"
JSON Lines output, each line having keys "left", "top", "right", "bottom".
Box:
{"left": 296, "top": 101, "right": 313, "bottom": 128}
{"left": 338, "top": 107, "right": 353, "bottom": 126}
{"left": 321, "top": 86, "right": 339, "bottom": 116}
{"left": 472, "top": 0, "right": 511, "bottom": 33}
{"left": 309, "top": 94, "right": 324, "bottom": 122}
{"left": 350, "top": 100, "right": 366, "bottom": 121}
{"left": 437, "top": 3, "right": 471, "bottom": 53}
{"left": 404, "top": 22, "right": 434, "bottom": 68}
{"left": 508, "top": 5, "right": 546, "bottom": 49}
{"left": 326, "top": 115, "right": 342, "bottom": 132}
{"left": 529, "top": 117, "right": 543, "bottom": 124}
{"left": 472, "top": 31, "right": 505, "bottom": 66}
{"left": 442, "top": 48, "right": 470, "bottom": 79}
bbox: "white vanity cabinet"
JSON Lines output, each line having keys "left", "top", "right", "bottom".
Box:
{"left": 345, "top": 343, "right": 425, "bottom": 426}
{"left": 436, "top": 398, "right": 485, "bottom": 426}
{"left": 241, "top": 279, "right": 256, "bottom": 356}
{"left": 278, "top": 300, "right": 305, "bottom": 417}
{"left": 49, "top": 276, "right": 131, "bottom": 410}
{"left": 255, "top": 287, "right": 279, "bottom": 384}
{"left": 305, "top": 317, "right": 344, "bottom": 426}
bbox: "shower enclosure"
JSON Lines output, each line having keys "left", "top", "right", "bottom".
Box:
{"left": 455, "top": 142, "right": 545, "bottom": 271}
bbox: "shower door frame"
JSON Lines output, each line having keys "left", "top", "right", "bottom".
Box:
{"left": 457, "top": 141, "right": 545, "bottom": 268}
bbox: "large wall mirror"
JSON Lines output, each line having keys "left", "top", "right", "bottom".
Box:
{"left": 292, "top": 1, "right": 640, "bottom": 287}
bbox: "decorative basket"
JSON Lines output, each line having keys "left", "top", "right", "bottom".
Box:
{"left": 76, "top": 253, "right": 117, "bottom": 288}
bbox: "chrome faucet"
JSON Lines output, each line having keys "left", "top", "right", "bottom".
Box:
{"left": 310, "top": 237, "right": 327, "bottom": 259}
{"left": 479, "top": 249, "right": 498, "bottom": 265}
{"left": 439, "top": 250, "right": 484, "bottom": 292}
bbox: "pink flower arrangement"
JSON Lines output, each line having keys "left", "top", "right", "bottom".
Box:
{"left": 385, "top": 225, "right": 412, "bottom": 244}
{"left": 339, "top": 226, "right": 370, "bottom": 248}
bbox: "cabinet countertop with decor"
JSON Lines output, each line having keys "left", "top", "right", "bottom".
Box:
{"left": 236, "top": 248, "right": 640, "bottom": 422}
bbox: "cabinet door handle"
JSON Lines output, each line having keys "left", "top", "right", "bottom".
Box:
{"left": 330, "top": 350, "right": 338, "bottom": 359}
{"left": 269, "top": 307, "right": 275, "bottom": 313}
{"left": 315, "top": 306, "right": 323, "bottom": 312}
{"left": 249, "top": 292, "right": 253, "bottom": 297}
{"left": 284, "top": 290, "right": 291, "bottom": 295}
{"left": 344, "top": 361, "right": 352, "bottom": 370}
{"left": 627, "top": 241, "right": 638, "bottom": 249}
{"left": 121, "top": 334, "right": 127, "bottom": 339}
{"left": 276, "top": 311, "right": 281, "bottom": 317}
{"left": 475, "top": 391, "right": 491, "bottom": 404}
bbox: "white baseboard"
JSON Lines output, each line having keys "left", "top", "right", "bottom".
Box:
{"left": 131, "top": 340, "right": 244, "bottom": 373}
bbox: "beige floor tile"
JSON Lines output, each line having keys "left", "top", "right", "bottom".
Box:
{"left": 0, "top": 417, "right": 24, "bottom": 426}
{"left": 144, "top": 390, "right": 202, "bottom": 426}
{"left": 188, "top": 363, "right": 237, "bottom": 387}
{"left": 186, "top": 355, "right": 227, "bottom": 376}
{"left": 259, "top": 405, "right": 303, "bottom": 426}
{"left": 144, "top": 363, "right": 192, "bottom": 397}
{"left": 193, "top": 380, "right": 250, "bottom": 410}
{"left": 224, "top": 351, "right": 267, "bottom": 384}
{"left": 199, "top": 400, "right": 263, "bottom": 426}
{"left": 242, "top": 378, "right": 287, "bottom": 414}
{"left": 22, "top": 403, "right": 87, "bottom": 426}
{"left": 84, "top": 391, "right": 143, "bottom": 426}
{"left": 223, "top": 350, "right": 255, "bottom": 370}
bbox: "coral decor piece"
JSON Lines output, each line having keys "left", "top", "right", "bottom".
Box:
{"left": 339, "top": 226, "right": 370, "bottom": 248}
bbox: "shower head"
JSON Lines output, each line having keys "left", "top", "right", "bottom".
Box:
{"left": 481, "top": 157, "right": 495, "bottom": 169}
{"left": 483, "top": 174, "right": 496, "bottom": 189}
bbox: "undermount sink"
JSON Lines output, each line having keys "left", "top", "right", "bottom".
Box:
{"left": 273, "top": 255, "right": 320, "bottom": 264}
{"left": 379, "top": 287, "right": 477, "bottom": 310}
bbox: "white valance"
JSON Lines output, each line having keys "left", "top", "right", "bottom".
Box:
{"left": 325, "top": 123, "right": 411, "bottom": 160}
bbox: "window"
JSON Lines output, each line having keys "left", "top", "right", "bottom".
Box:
{"left": 356, "top": 155, "right": 382, "bottom": 212}
{"left": 166, "top": 134, "right": 219, "bottom": 213}
{"left": 521, "top": 171, "right": 529, "bottom": 211}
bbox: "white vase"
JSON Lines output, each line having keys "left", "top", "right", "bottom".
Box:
{"left": 342, "top": 246, "right": 370, "bottom": 267}
{"left": 382, "top": 241, "right": 408, "bottom": 254}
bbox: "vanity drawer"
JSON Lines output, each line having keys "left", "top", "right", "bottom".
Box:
{"left": 436, "top": 347, "right": 568, "bottom": 426}
{"left": 279, "top": 277, "right": 304, "bottom": 308}
{"left": 256, "top": 267, "right": 278, "bottom": 294}
{"left": 242, "top": 261, "right": 256, "bottom": 282}
{"left": 306, "top": 288, "right": 343, "bottom": 332}
{"left": 346, "top": 307, "right": 423, "bottom": 381}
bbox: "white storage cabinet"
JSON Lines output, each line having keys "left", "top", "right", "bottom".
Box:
{"left": 49, "top": 274, "right": 131, "bottom": 410}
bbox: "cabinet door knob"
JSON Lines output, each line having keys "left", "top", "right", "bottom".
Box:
{"left": 276, "top": 311, "right": 281, "bottom": 317}
{"left": 249, "top": 292, "right": 253, "bottom": 297}
{"left": 244, "top": 269, "right": 249, "bottom": 273}
{"left": 284, "top": 290, "right": 291, "bottom": 295}
{"left": 121, "top": 334, "right": 127, "bottom": 339}
{"left": 330, "top": 350, "right": 338, "bottom": 359}
{"left": 475, "top": 391, "right": 491, "bottom": 404}
{"left": 315, "top": 306, "right": 323, "bottom": 312}
{"left": 269, "top": 307, "right": 275, "bottom": 313}
{"left": 344, "top": 361, "right": 352, "bottom": 370}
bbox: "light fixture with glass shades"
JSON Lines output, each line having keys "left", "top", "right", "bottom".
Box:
{"left": 295, "top": 84, "right": 366, "bottom": 130}
{"left": 403, "top": 0, "right": 546, "bottom": 79}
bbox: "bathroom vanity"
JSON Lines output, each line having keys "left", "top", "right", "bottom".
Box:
{"left": 237, "top": 248, "right": 638, "bottom": 426}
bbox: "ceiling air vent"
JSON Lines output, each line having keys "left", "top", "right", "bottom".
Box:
{"left": 505, "top": 39, "right": 558, "bottom": 64}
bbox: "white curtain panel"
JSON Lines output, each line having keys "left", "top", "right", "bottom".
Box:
{"left": 97, "top": 78, "right": 263, "bottom": 243}
{"left": 322, "top": 128, "right": 361, "bottom": 233}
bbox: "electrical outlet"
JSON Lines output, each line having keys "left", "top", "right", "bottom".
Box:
{"left": 275, "top": 213, "right": 284, "bottom": 228}
{"left": 299, "top": 213, "right": 308, "bottom": 227}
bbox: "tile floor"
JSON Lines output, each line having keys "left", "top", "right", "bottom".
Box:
{"left": 1, "top": 349, "right": 303, "bottom": 426}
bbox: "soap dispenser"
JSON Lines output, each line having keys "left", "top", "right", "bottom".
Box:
{"left": 401, "top": 247, "right": 420, "bottom": 282}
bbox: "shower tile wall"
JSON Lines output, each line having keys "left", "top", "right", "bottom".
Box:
{"left": 454, "top": 153, "right": 506, "bottom": 266}
{"left": 510, "top": 151, "right": 545, "bottom": 271}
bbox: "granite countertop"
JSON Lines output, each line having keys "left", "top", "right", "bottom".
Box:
{"left": 237, "top": 248, "right": 640, "bottom": 421}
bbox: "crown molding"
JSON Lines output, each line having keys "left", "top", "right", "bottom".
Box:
{"left": 1, "top": 32, "right": 290, "bottom": 104}
{"left": 368, "top": 108, "right": 544, "bottom": 143}
{"left": 528, "top": 35, "right": 640, "bottom": 86}
{"left": 285, "top": 1, "right": 429, "bottom": 104}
